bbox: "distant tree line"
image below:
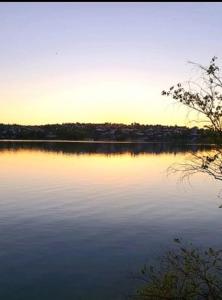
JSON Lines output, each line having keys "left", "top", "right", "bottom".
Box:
{"left": 0, "top": 122, "right": 219, "bottom": 143}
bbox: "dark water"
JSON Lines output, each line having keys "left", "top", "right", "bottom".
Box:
{"left": 0, "top": 141, "right": 222, "bottom": 299}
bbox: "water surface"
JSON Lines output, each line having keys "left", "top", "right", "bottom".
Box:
{"left": 0, "top": 141, "right": 221, "bottom": 299}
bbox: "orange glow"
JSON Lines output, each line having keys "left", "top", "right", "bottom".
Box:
{"left": 0, "top": 147, "right": 188, "bottom": 188}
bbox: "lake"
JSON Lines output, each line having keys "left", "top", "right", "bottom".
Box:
{"left": 0, "top": 141, "right": 222, "bottom": 300}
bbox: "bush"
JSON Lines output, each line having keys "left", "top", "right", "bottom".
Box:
{"left": 132, "top": 239, "right": 222, "bottom": 300}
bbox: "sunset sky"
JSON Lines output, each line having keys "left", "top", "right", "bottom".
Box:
{"left": 1, "top": 2, "right": 222, "bottom": 126}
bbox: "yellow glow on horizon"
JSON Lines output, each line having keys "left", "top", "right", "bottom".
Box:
{"left": 0, "top": 70, "right": 197, "bottom": 126}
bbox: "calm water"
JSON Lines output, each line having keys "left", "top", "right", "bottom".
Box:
{"left": 0, "top": 141, "right": 222, "bottom": 300}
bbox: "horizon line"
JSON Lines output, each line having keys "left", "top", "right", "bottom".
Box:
{"left": 0, "top": 121, "right": 201, "bottom": 128}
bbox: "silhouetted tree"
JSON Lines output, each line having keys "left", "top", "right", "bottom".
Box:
{"left": 162, "top": 57, "right": 222, "bottom": 133}
{"left": 162, "top": 57, "right": 222, "bottom": 204}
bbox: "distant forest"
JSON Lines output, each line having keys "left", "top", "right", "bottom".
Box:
{"left": 0, "top": 122, "right": 220, "bottom": 143}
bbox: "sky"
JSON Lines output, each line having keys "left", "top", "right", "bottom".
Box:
{"left": 1, "top": 2, "right": 222, "bottom": 126}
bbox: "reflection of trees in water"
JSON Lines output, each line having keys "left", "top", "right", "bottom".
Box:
{"left": 0, "top": 141, "right": 215, "bottom": 156}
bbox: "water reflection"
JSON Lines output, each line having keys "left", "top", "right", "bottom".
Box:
{"left": 0, "top": 141, "right": 221, "bottom": 300}
{"left": 169, "top": 149, "right": 222, "bottom": 180}
{"left": 0, "top": 140, "right": 215, "bottom": 156}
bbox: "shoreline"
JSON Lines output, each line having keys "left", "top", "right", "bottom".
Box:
{"left": 0, "top": 139, "right": 218, "bottom": 146}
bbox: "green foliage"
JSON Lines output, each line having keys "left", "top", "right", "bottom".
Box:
{"left": 162, "top": 57, "right": 222, "bottom": 133}
{"left": 132, "top": 239, "right": 222, "bottom": 299}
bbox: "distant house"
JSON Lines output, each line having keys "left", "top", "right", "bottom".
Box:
{"left": 46, "top": 133, "right": 57, "bottom": 139}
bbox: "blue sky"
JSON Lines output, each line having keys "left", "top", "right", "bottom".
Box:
{"left": 1, "top": 2, "right": 222, "bottom": 125}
